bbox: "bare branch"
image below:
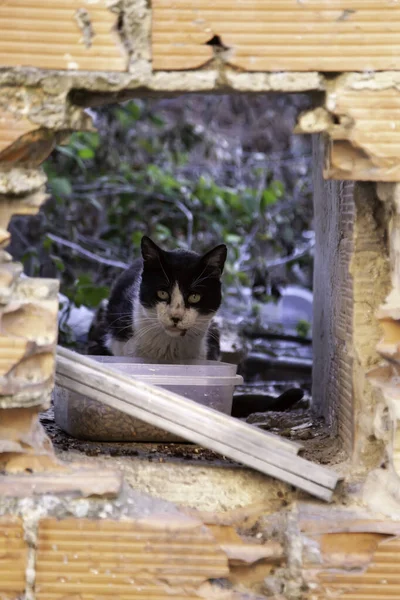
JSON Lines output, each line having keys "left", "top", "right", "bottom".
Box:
{"left": 71, "top": 183, "right": 194, "bottom": 250}
{"left": 264, "top": 240, "right": 315, "bottom": 269}
{"left": 47, "top": 233, "right": 129, "bottom": 270}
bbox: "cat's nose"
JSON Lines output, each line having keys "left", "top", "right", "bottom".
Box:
{"left": 171, "top": 317, "right": 181, "bottom": 324}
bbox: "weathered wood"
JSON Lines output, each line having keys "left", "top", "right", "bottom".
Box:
{"left": 57, "top": 347, "right": 302, "bottom": 454}
{"left": 56, "top": 346, "right": 340, "bottom": 501}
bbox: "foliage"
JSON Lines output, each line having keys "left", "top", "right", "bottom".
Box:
{"left": 9, "top": 95, "right": 313, "bottom": 344}
{"left": 296, "top": 319, "right": 311, "bottom": 339}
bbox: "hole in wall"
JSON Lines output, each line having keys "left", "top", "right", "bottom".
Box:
{"left": 205, "top": 34, "right": 230, "bottom": 51}
{"left": 112, "top": 8, "right": 133, "bottom": 58}
{"left": 6, "top": 92, "right": 350, "bottom": 466}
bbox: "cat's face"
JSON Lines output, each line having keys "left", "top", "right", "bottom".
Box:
{"left": 139, "top": 236, "right": 227, "bottom": 338}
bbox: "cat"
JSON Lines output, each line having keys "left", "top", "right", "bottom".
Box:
{"left": 88, "top": 235, "right": 227, "bottom": 362}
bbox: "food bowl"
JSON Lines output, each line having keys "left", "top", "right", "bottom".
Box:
{"left": 53, "top": 357, "right": 243, "bottom": 442}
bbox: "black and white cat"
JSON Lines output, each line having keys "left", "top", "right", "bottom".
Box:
{"left": 88, "top": 236, "right": 227, "bottom": 362}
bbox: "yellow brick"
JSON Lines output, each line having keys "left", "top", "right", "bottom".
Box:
{"left": 0, "top": 517, "right": 27, "bottom": 598}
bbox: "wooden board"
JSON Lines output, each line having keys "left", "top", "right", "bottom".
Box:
{"left": 56, "top": 346, "right": 341, "bottom": 501}
{"left": 152, "top": 0, "right": 400, "bottom": 71}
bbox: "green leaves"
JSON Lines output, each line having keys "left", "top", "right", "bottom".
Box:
{"left": 261, "top": 181, "right": 284, "bottom": 211}
{"left": 41, "top": 94, "right": 302, "bottom": 336}
{"left": 73, "top": 274, "right": 109, "bottom": 308}
{"left": 77, "top": 147, "right": 95, "bottom": 160}
{"left": 127, "top": 101, "right": 142, "bottom": 121}
{"left": 49, "top": 177, "right": 72, "bottom": 198}
{"left": 50, "top": 254, "right": 65, "bottom": 273}
{"left": 149, "top": 114, "right": 164, "bottom": 127}
{"left": 131, "top": 231, "right": 143, "bottom": 247}
{"left": 146, "top": 164, "right": 183, "bottom": 194}
{"left": 225, "top": 234, "right": 242, "bottom": 245}
{"left": 261, "top": 189, "right": 277, "bottom": 209}
{"left": 155, "top": 224, "right": 172, "bottom": 241}
{"left": 296, "top": 319, "right": 311, "bottom": 339}
{"left": 270, "top": 180, "right": 284, "bottom": 198}
{"left": 52, "top": 131, "right": 100, "bottom": 179}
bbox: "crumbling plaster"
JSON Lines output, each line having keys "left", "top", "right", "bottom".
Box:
{"left": 0, "top": 68, "right": 324, "bottom": 133}
{"left": 55, "top": 448, "right": 297, "bottom": 513}
{"left": 3, "top": 0, "right": 400, "bottom": 180}
{"left": 4, "top": 68, "right": 400, "bottom": 183}
{"left": 361, "top": 182, "right": 400, "bottom": 517}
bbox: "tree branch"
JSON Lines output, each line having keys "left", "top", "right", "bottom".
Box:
{"left": 47, "top": 234, "right": 129, "bottom": 270}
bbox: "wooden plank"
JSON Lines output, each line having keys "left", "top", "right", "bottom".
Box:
{"left": 58, "top": 347, "right": 302, "bottom": 455}
{"left": 57, "top": 370, "right": 336, "bottom": 501}
{"left": 56, "top": 347, "right": 340, "bottom": 501}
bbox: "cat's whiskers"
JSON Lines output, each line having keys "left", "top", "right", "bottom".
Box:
{"left": 98, "top": 237, "right": 226, "bottom": 361}
{"left": 157, "top": 257, "right": 170, "bottom": 286}
{"left": 138, "top": 316, "right": 162, "bottom": 323}
{"left": 190, "top": 324, "right": 213, "bottom": 337}
{"left": 108, "top": 325, "right": 135, "bottom": 341}
{"left": 134, "top": 323, "right": 162, "bottom": 342}
{"left": 191, "top": 276, "right": 214, "bottom": 288}
{"left": 191, "top": 265, "right": 210, "bottom": 288}
{"left": 205, "top": 330, "right": 220, "bottom": 342}
{"left": 106, "top": 315, "right": 132, "bottom": 328}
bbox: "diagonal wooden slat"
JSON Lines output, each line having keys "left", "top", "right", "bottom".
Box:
{"left": 56, "top": 346, "right": 340, "bottom": 501}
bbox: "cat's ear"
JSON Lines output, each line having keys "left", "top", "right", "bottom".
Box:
{"left": 201, "top": 244, "right": 227, "bottom": 274}
{"left": 141, "top": 236, "right": 162, "bottom": 264}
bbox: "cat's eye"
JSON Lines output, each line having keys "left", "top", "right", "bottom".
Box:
{"left": 188, "top": 293, "right": 201, "bottom": 304}
{"left": 157, "top": 290, "right": 169, "bottom": 301}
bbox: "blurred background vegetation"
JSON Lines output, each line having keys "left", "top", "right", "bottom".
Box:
{"left": 8, "top": 94, "right": 314, "bottom": 346}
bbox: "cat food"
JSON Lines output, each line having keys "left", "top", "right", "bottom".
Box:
{"left": 53, "top": 357, "right": 243, "bottom": 442}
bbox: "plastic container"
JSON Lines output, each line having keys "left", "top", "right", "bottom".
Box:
{"left": 53, "top": 357, "right": 243, "bottom": 442}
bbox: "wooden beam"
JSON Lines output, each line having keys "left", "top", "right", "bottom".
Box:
{"left": 56, "top": 346, "right": 341, "bottom": 501}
